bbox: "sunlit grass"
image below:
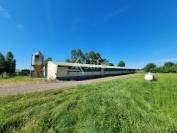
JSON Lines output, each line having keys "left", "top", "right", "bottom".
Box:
{"left": 0, "top": 76, "right": 47, "bottom": 86}
{"left": 0, "top": 73, "right": 177, "bottom": 132}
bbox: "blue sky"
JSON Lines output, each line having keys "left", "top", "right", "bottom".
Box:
{"left": 0, "top": 0, "right": 177, "bottom": 69}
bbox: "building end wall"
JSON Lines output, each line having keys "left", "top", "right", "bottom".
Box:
{"left": 47, "top": 61, "right": 57, "bottom": 80}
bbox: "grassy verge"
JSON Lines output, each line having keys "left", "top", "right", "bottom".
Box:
{"left": 0, "top": 76, "right": 48, "bottom": 86}
{"left": 0, "top": 73, "right": 177, "bottom": 132}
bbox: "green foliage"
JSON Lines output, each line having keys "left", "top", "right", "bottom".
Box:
{"left": 20, "top": 69, "right": 30, "bottom": 76}
{"left": 0, "top": 52, "right": 16, "bottom": 75}
{"left": 144, "top": 62, "right": 177, "bottom": 73}
{"left": 108, "top": 63, "right": 114, "bottom": 66}
{"left": 0, "top": 74, "right": 177, "bottom": 132}
{"left": 87, "top": 51, "right": 98, "bottom": 64}
{"left": 70, "top": 48, "right": 85, "bottom": 63}
{"left": 6, "top": 52, "right": 14, "bottom": 62}
{"left": 117, "top": 60, "right": 125, "bottom": 67}
{"left": 164, "top": 62, "right": 175, "bottom": 67}
{"left": 65, "top": 59, "right": 72, "bottom": 63}
{"left": 66, "top": 49, "right": 112, "bottom": 65}
{"left": 0, "top": 53, "right": 6, "bottom": 74}
{"left": 44, "top": 57, "right": 52, "bottom": 65}
{"left": 144, "top": 63, "right": 157, "bottom": 72}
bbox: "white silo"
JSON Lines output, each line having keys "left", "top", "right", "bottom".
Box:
{"left": 31, "top": 51, "right": 44, "bottom": 77}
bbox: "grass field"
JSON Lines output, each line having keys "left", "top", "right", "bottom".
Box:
{"left": 0, "top": 73, "right": 177, "bottom": 133}
{"left": 0, "top": 76, "right": 47, "bottom": 86}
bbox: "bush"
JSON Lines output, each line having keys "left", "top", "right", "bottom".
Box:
{"left": 144, "top": 63, "right": 157, "bottom": 72}
{"left": 117, "top": 60, "right": 125, "bottom": 67}
{"left": 144, "top": 62, "right": 177, "bottom": 73}
{"left": 0, "top": 52, "right": 16, "bottom": 75}
{"left": 20, "top": 69, "right": 30, "bottom": 76}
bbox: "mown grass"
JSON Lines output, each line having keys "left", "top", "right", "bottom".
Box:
{"left": 0, "top": 76, "right": 47, "bottom": 86}
{"left": 0, "top": 73, "right": 177, "bottom": 133}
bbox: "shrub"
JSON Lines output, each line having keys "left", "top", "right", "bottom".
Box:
{"left": 117, "top": 60, "right": 125, "bottom": 67}
{"left": 20, "top": 69, "right": 30, "bottom": 76}
{"left": 144, "top": 62, "right": 177, "bottom": 73}
{"left": 144, "top": 63, "right": 157, "bottom": 72}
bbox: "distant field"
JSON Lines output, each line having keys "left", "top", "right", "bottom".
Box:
{"left": 0, "top": 73, "right": 177, "bottom": 132}
{"left": 0, "top": 76, "right": 47, "bottom": 86}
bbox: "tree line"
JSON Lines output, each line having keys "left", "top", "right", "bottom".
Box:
{"left": 0, "top": 52, "right": 16, "bottom": 75}
{"left": 65, "top": 49, "right": 126, "bottom": 67}
{"left": 144, "top": 62, "right": 177, "bottom": 73}
{"left": 0, "top": 49, "right": 126, "bottom": 77}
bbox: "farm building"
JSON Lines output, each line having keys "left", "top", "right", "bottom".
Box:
{"left": 31, "top": 51, "right": 44, "bottom": 77}
{"left": 47, "top": 61, "right": 136, "bottom": 80}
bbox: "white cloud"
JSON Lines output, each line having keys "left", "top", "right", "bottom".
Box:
{"left": 0, "top": 5, "right": 24, "bottom": 31}
{"left": 0, "top": 5, "right": 11, "bottom": 19}
{"left": 106, "top": 8, "right": 129, "bottom": 18}
{"left": 2, "top": 11, "right": 11, "bottom": 19}
{"left": 92, "top": 7, "right": 129, "bottom": 26}
{"left": 16, "top": 24, "right": 24, "bottom": 31}
{"left": 0, "top": 5, "right": 4, "bottom": 11}
{"left": 71, "top": 18, "right": 82, "bottom": 31}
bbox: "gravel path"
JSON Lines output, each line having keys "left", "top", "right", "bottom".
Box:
{"left": 0, "top": 75, "right": 132, "bottom": 96}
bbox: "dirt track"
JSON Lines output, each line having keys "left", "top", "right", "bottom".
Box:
{"left": 0, "top": 75, "right": 132, "bottom": 96}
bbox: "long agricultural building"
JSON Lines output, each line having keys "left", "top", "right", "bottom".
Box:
{"left": 47, "top": 61, "right": 136, "bottom": 80}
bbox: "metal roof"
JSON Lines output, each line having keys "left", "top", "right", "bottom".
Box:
{"left": 49, "top": 61, "right": 135, "bottom": 70}
{"left": 32, "top": 51, "right": 44, "bottom": 56}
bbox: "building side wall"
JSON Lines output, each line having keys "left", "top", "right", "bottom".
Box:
{"left": 56, "top": 67, "right": 68, "bottom": 77}
{"left": 56, "top": 66, "right": 135, "bottom": 79}
{"left": 47, "top": 62, "right": 136, "bottom": 80}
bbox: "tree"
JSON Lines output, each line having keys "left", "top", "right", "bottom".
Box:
{"left": 0, "top": 53, "right": 6, "bottom": 75}
{"left": 70, "top": 49, "right": 85, "bottom": 63}
{"left": 109, "top": 63, "right": 114, "bottom": 66}
{"left": 44, "top": 57, "right": 52, "bottom": 65}
{"left": 161, "top": 62, "right": 175, "bottom": 73}
{"left": 69, "top": 49, "right": 101, "bottom": 64}
{"left": 21, "top": 69, "right": 30, "bottom": 76}
{"left": 65, "top": 59, "right": 72, "bottom": 63}
{"left": 86, "top": 51, "right": 107, "bottom": 65}
{"left": 66, "top": 49, "right": 113, "bottom": 66}
{"left": 6, "top": 51, "right": 14, "bottom": 61}
{"left": 172, "top": 64, "right": 177, "bottom": 73}
{"left": 144, "top": 63, "right": 157, "bottom": 72}
{"left": 5, "top": 52, "right": 16, "bottom": 74}
{"left": 0, "top": 52, "right": 16, "bottom": 75}
{"left": 84, "top": 53, "right": 90, "bottom": 64}
{"left": 117, "top": 60, "right": 125, "bottom": 67}
{"left": 88, "top": 51, "right": 97, "bottom": 64}
{"left": 95, "top": 52, "right": 102, "bottom": 64}
{"left": 164, "top": 62, "right": 175, "bottom": 67}
{"left": 143, "top": 61, "right": 177, "bottom": 73}
{"left": 100, "top": 59, "right": 109, "bottom": 66}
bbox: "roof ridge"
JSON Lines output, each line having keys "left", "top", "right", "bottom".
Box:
{"left": 49, "top": 61, "right": 134, "bottom": 69}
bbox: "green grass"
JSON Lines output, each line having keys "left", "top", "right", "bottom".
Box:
{"left": 0, "top": 76, "right": 47, "bottom": 85}
{"left": 0, "top": 73, "right": 177, "bottom": 133}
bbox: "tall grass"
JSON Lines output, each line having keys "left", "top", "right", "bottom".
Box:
{"left": 0, "top": 73, "right": 177, "bottom": 132}
{"left": 0, "top": 76, "right": 47, "bottom": 85}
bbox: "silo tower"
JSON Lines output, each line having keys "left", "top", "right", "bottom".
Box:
{"left": 31, "top": 51, "right": 44, "bottom": 77}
